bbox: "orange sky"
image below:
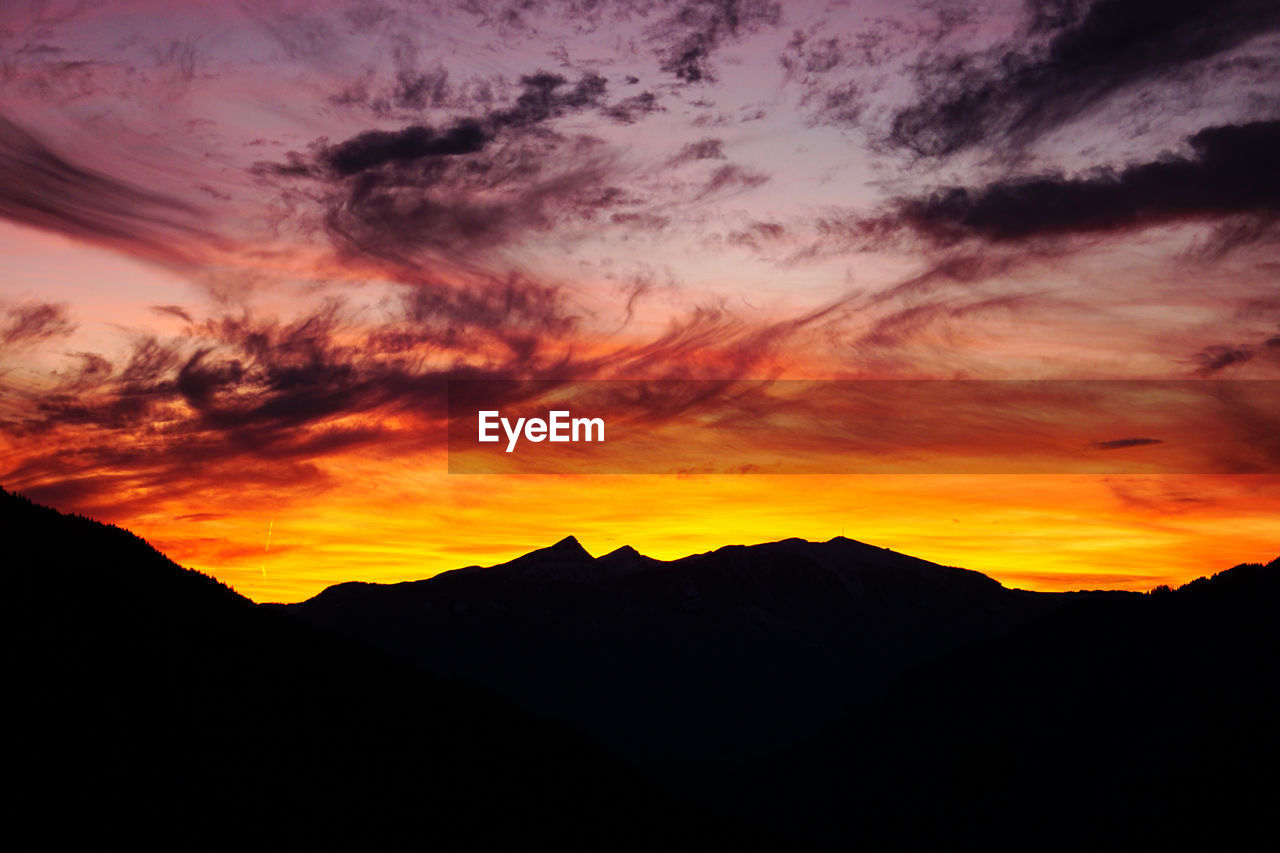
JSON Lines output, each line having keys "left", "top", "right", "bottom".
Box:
{"left": 93, "top": 469, "right": 1280, "bottom": 602}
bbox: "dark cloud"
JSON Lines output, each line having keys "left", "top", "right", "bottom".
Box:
{"left": 603, "top": 90, "right": 662, "bottom": 124}
{"left": 893, "top": 120, "right": 1280, "bottom": 245}
{"left": 609, "top": 211, "right": 671, "bottom": 231}
{"left": 269, "top": 61, "right": 679, "bottom": 266}
{"left": 1, "top": 302, "right": 74, "bottom": 346}
{"left": 326, "top": 122, "right": 489, "bottom": 176}
{"left": 890, "top": 0, "right": 1280, "bottom": 156}
{"left": 493, "top": 70, "right": 609, "bottom": 127}
{"left": 779, "top": 28, "right": 885, "bottom": 129}
{"left": 2, "top": 273, "right": 864, "bottom": 512}
{"left": 320, "top": 71, "right": 608, "bottom": 178}
{"left": 672, "top": 137, "right": 726, "bottom": 163}
{"left": 0, "top": 113, "right": 203, "bottom": 260}
{"left": 695, "top": 163, "right": 769, "bottom": 199}
{"left": 1090, "top": 437, "right": 1163, "bottom": 450}
{"left": 778, "top": 6, "right": 990, "bottom": 131}
{"left": 321, "top": 142, "right": 618, "bottom": 265}
{"left": 1, "top": 274, "right": 592, "bottom": 503}
{"left": 422, "top": 0, "right": 780, "bottom": 89}
{"left": 257, "top": 69, "right": 660, "bottom": 266}
{"left": 151, "top": 305, "right": 195, "bottom": 323}
{"left": 56, "top": 352, "right": 113, "bottom": 392}
{"left": 1193, "top": 344, "right": 1253, "bottom": 375}
{"left": 650, "top": 0, "right": 782, "bottom": 83}
{"left": 804, "top": 81, "right": 865, "bottom": 128}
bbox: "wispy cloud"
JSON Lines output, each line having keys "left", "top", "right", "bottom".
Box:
{"left": 889, "top": 120, "right": 1280, "bottom": 245}
{"left": 0, "top": 113, "right": 207, "bottom": 261}
{"left": 889, "top": 0, "right": 1280, "bottom": 156}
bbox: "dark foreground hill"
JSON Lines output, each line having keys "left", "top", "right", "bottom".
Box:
{"left": 2, "top": 488, "right": 756, "bottom": 851}
{"left": 719, "top": 556, "right": 1280, "bottom": 851}
{"left": 287, "top": 535, "right": 1100, "bottom": 773}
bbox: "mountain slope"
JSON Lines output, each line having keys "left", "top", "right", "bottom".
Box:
{"left": 3, "top": 488, "right": 755, "bottom": 850}
{"left": 722, "top": 555, "right": 1280, "bottom": 851}
{"left": 287, "top": 534, "right": 1097, "bottom": 771}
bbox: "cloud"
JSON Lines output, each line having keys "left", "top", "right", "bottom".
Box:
{"left": 320, "top": 142, "right": 620, "bottom": 266}
{"left": 1090, "top": 437, "right": 1163, "bottom": 450}
{"left": 455, "top": 0, "right": 783, "bottom": 86}
{"left": 724, "top": 220, "right": 786, "bottom": 252}
{"left": 0, "top": 274, "right": 595, "bottom": 510}
{"left": 889, "top": 0, "right": 1280, "bottom": 156}
{"left": 0, "top": 113, "right": 204, "bottom": 260}
{"left": 325, "top": 122, "right": 490, "bottom": 176}
{"left": 318, "top": 71, "right": 608, "bottom": 178}
{"left": 852, "top": 292, "right": 1038, "bottom": 353}
{"left": 258, "top": 70, "right": 653, "bottom": 268}
{"left": 603, "top": 90, "right": 663, "bottom": 124}
{"left": 778, "top": 6, "right": 988, "bottom": 130}
{"left": 1, "top": 302, "right": 75, "bottom": 347}
{"left": 671, "top": 137, "right": 726, "bottom": 163}
{"left": 1, "top": 267, "right": 867, "bottom": 519}
{"left": 694, "top": 163, "right": 769, "bottom": 199}
{"left": 1193, "top": 344, "right": 1254, "bottom": 375}
{"left": 1187, "top": 323, "right": 1280, "bottom": 376}
{"left": 151, "top": 305, "right": 196, "bottom": 323}
{"left": 236, "top": 2, "right": 340, "bottom": 61}
{"left": 649, "top": 0, "right": 782, "bottom": 83}
{"left": 891, "top": 120, "right": 1280, "bottom": 245}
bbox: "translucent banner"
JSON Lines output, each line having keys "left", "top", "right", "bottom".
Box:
{"left": 446, "top": 380, "right": 1280, "bottom": 474}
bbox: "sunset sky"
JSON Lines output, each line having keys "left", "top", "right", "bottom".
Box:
{"left": 2, "top": 0, "right": 1279, "bottom": 601}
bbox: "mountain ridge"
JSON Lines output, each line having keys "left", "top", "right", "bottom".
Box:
{"left": 3, "top": 486, "right": 756, "bottom": 850}
{"left": 295, "top": 532, "right": 1053, "bottom": 605}
{"left": 7, "top": 484, "right": 1277, "bottom": 849}
{"left": 719, "top": 552, "right": 1280, "bottom": 851}
{"left": 285, "top": 531, "right": 1108, "bottom": 771}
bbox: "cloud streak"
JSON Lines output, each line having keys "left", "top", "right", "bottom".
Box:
{"left": 0, "top": 113, "right": 205, "bottom": 261}
{"left": 888, "top": 120, "right": 1280, "bottom": 245}
{"left": 890, "top": 0, "right": 1280, "bottom": 156}
{"left": 1, "top": 301, "right": 75, "bottom": 347}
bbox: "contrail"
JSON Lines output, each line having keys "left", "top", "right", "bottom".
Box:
{"left": 261, "top": 519, "right": 274, "bottom": 579}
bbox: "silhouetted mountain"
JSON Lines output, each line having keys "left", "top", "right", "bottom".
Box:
{"left": 720, "top": 555, "right": 1280, "bottom": 851}
{"left": 15, "top": 483, "right": 1274, "bottom": 851}
{"left": 3, "top": 488, "right": 760, "bottom": 850}
{"left": 287, "top": 534, "right": 1105, "bottom": 772}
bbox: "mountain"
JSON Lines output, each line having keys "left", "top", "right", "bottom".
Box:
{"left": 2, "top": 488, "right": 759, "bottom": 851}
{"left": 286, "top": 534, "right": 1110, "bottom": 772}
{"left": 15, "top": 483, "right": 1274, "bottom": 850}
{"left": 720, "top": 556, "right": 1280, "bottom": 851}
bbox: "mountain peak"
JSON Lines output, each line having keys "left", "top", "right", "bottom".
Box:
{"left": 547, "top": 535, "right": 592, "bottom": 559}
{"left": 595, "top": 544, "right": 658, "bottom": 575}
{"left": 495, "top": 535, "right": 595, "bottom": 576}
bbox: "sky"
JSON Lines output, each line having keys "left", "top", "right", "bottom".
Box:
{"left": 2, "top": 0, "right": 1279, "bottom": 601}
